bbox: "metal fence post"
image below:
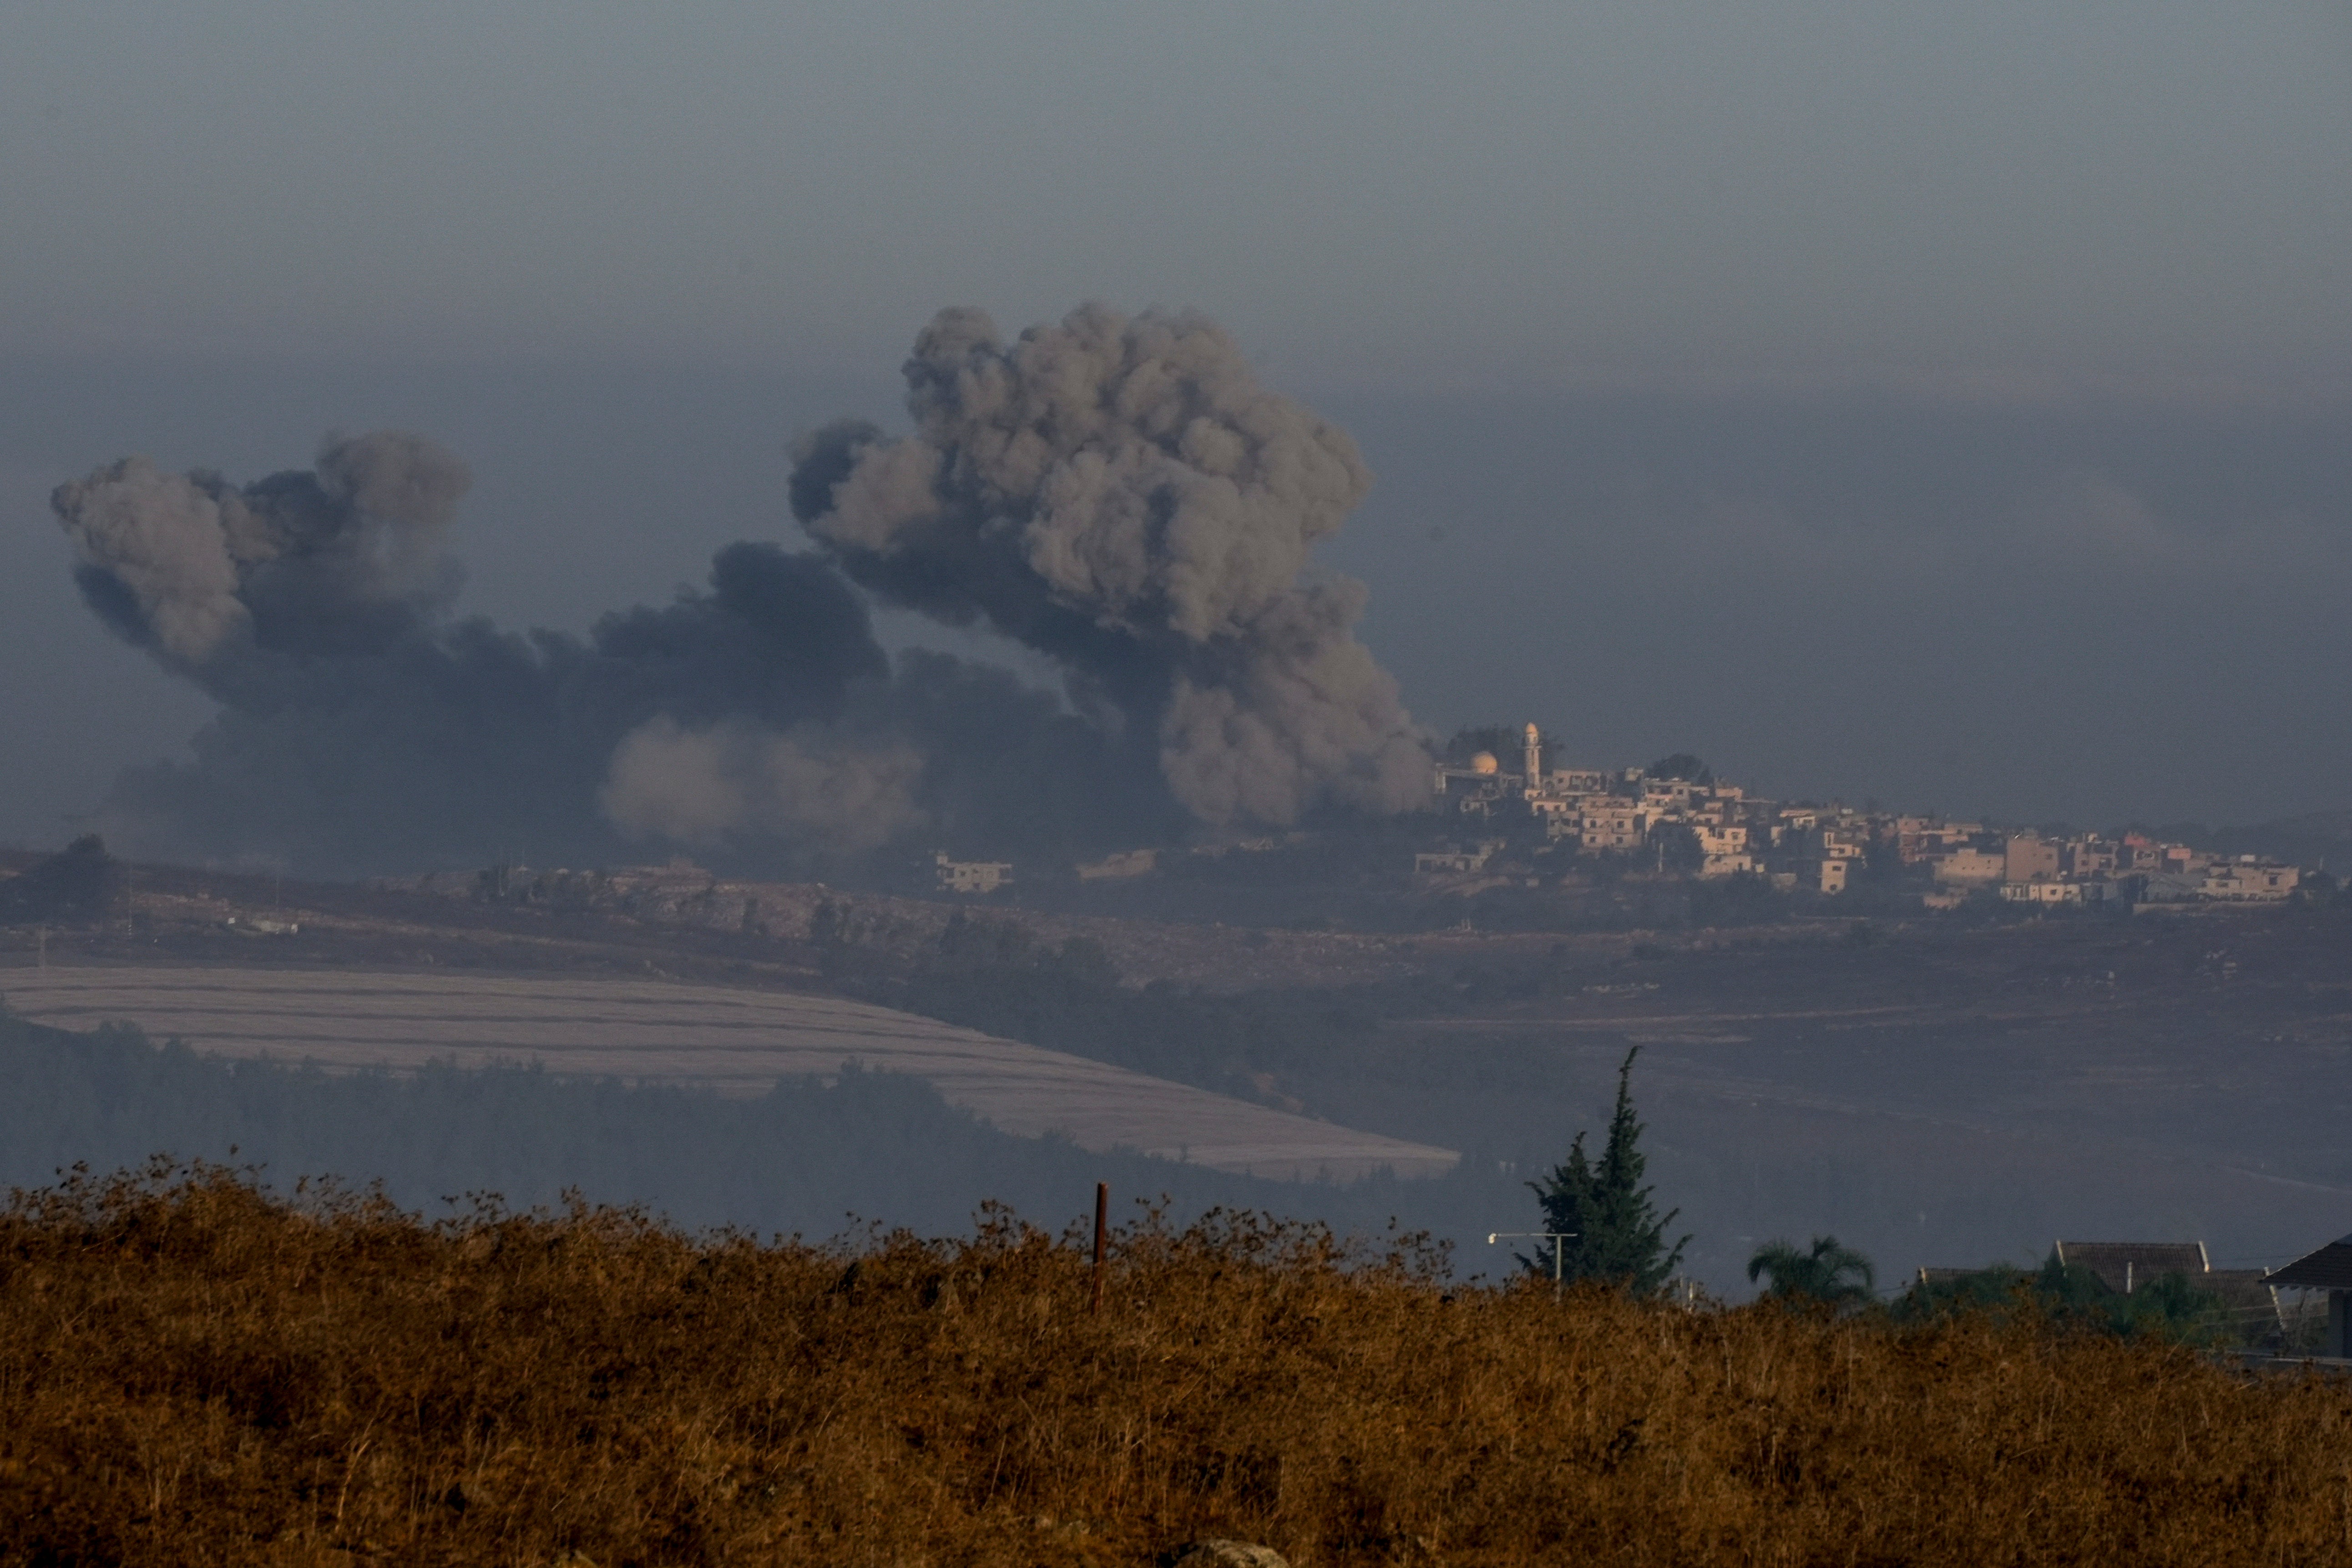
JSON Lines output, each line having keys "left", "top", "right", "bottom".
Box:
{"left": 1091, "top": 1181, "right": 1108, "bottom": 1315}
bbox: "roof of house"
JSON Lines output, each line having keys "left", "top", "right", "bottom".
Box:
{"left": 1913, "top": 1262, "right": 2281, "bottom": 1330}
{"left": 2266, "top": 1236, "right": 2352, "bottom": 1291}
{"left": 1916, "top": 1267, "right": 1982, "bottom": 1286}
{"left": 2054, "top": 1240, "right": 2208, "bottom": 1293}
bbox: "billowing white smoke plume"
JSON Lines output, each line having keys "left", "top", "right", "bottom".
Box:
{"left": 790, "top": 304, "right": 1431, "bottom": 826}
{"left": 52, "top": 432, "right": 469, "bottom": 670}
{"left": 50, "top": 457, "right": 250, "bottom": 663}
{"left": 48, "top": 306, "right": 1426, "bottom": 873}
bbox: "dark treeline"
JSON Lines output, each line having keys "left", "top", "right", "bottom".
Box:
{"left": 0, "top": 835, "right": 115, "bottom": 926}
{"left": 1898, "top": 1256, "right": 2289, "bottom": 1348}
{"left": 0, "top": 1007, "right": 1513, "bottom": 1249}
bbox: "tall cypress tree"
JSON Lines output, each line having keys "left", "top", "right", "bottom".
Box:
{"left": 1528, "top": 1047, "right": 1688, "bottom": 1295}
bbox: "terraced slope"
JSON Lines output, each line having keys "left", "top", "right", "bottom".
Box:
{"left": 0, "top": 965, "right": 1457, "bottom": 1181}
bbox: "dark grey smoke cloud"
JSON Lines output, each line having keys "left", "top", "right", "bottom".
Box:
{"left": 790, "top": 305, "right": 1431, "bottom": 827}
{"left": 51, "top": 431, "right": 956, "bottom": 871}
{"left": 54, "top": 432, "right": 468, "bottom": 669}
{"left": 47, "top": 308, "right": 1421, "bottom": 873}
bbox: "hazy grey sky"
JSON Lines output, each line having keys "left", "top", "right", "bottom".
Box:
{"left": 4, "top": 4, "right": 2350, "bottom": 849}
{"left": 5, "top": 3, "right": 2346, "bottom": 393}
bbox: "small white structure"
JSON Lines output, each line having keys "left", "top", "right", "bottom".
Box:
{"left": 936, "top": 852, "right": 1013, "bottom": 895}
{"left": 2200, "top": 859, "right": 2299, "bottom": 901}
{"left": 2002, "top": 880, "right": 2084, "bottom": 905}
{"left": 1415, "top": 841, "right": 1504, "bottom": 876}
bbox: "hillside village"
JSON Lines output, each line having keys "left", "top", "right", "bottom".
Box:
{"left": 1419, "top": 723, "right": 2306, "bottom": 908}
{"left": 926, "top": 714, "right": 2312, "bottom": 910}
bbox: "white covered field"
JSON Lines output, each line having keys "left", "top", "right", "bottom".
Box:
{"left": 2, "top": 965, "right": 1457, "bottom": 1182}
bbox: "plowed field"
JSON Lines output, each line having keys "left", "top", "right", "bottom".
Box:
{"left": 2, "top": 965, "right": 1458, "bottom": 1181}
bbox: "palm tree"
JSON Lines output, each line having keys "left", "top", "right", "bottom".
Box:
{"left": 1747, "top": 1234, "right": 1875, "bottom": 1310}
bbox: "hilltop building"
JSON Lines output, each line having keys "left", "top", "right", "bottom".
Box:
{"left": 935, "top": 852, "right": 1013, "bottom": 895}
{"left": 2004, "top": 835, "right": 2061, "bottom": 883}
{"left": 1415, "top": 841, "right": 1504, "bottom": 877}
{"left": 1424, "top": 719, "right": 2314, "bottom": 907}
{"left": 1934, "top": 848, "right": 2006, "bottom": 885}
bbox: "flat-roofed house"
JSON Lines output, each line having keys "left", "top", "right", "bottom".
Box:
{"left": 1894, "top": 818, "right": 1950, "bottom": 863}
{"left": 1414, "top": 842, "right": 1502, "bottom": 876}
{"left": 1821, "top": 827, "right": 1869, "bottom": 860}
{"left": 2067, "top": 837, "right": 2120, "bottom": 877}
{"left": 1580, "top": 805, "right": 1645, "bottom": 852}
{"left": 1694, "top": 824, "right": 1753, "bottom": 878}
{"left": 935, "top": 853, "right": 1014, "bottom": 895}
{"left": 2006, "top": 834, "right": 2062, "bottom": 883}
{"left": 1934, "top": 848, "right": 2007, "bottom": 885}
{"left": 2201, "top": 860, "right": 2300, "bottom": 901}
{"left": 1544, "top": 769, "right": 1609, "bottom": 795}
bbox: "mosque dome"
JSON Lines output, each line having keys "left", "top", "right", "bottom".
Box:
{"left": 1469, "top": 752, "right": 1500, "bottom": 775}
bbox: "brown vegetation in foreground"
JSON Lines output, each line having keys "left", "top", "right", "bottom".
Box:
{"left": 1, "top": 1169, "right": 2346, "bottom": 1567}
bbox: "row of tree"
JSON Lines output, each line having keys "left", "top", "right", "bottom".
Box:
{"left": 1522, "top": 1051, "right": 2266, "bottom": 1346}
{"left": 0, "top": 835, "right": 116, "bottom": 926}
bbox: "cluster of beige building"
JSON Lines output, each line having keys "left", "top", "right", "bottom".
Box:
{"left": 1431, "top": 725, "right": 1873, "bottom": 892}
{"left": 1427, "top": 723, "right": 2306, "bottom": 906}
{"left": 1916, "top": 826, "right": 2300, "bottom": 907}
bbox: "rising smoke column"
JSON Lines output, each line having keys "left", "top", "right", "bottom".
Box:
{"left": 48, "top": 306, "right": 1422, "bottom": 872}
{"left": 54, "top": 431, "right": 470, "bottom": 675}
{"left": 789, "top": 304, "right": 1431, "bottom": 827}
{"left": 49, "top": 435, "right": 963, "bottom": 871}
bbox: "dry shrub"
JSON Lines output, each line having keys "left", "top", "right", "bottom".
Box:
{"left": 0, "top": 1164, "right": 2346, "bottom": 1566}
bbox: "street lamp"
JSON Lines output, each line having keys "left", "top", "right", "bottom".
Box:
{"left": 1489, "top": 1231, "right": 1577, "bottom": 1292}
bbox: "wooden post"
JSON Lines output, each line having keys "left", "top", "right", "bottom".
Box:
{"left": 1091, "top": 1181, "right": 1109, "bottom": 1315}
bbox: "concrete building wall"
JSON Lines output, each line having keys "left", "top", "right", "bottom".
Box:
{"left": 1935, "top": 849, "right": 2007, "bottom": 884}
{"left": 2005, "top": 835, "right": 2062, "bottom": 883}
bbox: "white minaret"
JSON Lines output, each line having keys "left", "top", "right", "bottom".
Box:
{"left": 1522, "top": 722, "right": 1542, "bottom": 791}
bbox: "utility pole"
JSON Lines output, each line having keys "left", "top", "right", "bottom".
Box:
{"left": 1489, "top": 1231, "right": 1578, "bottom": 1294}
{"left": 1091, "top": 1182, "right": 1109, "bottom": 1315}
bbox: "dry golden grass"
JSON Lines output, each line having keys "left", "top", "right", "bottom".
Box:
{"left": 0, "top": 1167, "right": 2345, "bottom": 1567}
